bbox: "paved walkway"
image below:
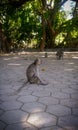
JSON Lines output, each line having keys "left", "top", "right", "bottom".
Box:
{"left": 0, "top": 52, "right": 78, "bottom": 130}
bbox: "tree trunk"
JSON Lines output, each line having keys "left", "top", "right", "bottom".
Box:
{"left": 40, "top": 16, "right": 46, "bottom": 51}
{"left": 46, "top": 19, "right": 56, "bottom": 48}
{"left": 0, "top": 23, "right": 10, "bottom": 53}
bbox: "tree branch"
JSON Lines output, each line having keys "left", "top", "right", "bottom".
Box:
{"left": 0, "top": 0, "right": 34, "bottom": 8}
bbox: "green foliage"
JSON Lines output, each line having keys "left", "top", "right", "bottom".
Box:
{"left": 0, "top": 0, "right": 78, "bottom": 51}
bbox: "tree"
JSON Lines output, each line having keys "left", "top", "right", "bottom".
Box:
{"left": 0, "top": 0, "right": 78, "bottom": 52}
{"left": 0, "top": 0, "right": 33, "bottom": 52}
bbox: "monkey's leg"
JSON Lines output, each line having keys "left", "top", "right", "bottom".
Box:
{"left": 34, "top": 76, "right": 48, "bottom": 85}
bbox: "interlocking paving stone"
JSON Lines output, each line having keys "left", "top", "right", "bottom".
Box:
{"left": 0, "top": 95, "right": 18, "bottom": 101}
{"left": 61, "top": 88, "right": 78, "bottom": 94}
{"left": 17, "top": 89, "right": 32, "bottom": 96}
{"left": 39, "top": 97, "right": 59, "bottom": 105}
{"left": 71, "top": 93, "right": 78, "bottom": 100}
{"left": 70, "top": 84, "right": 78, "bottom": 90}
{"left": 47, "top": 104, "right": 71, "bottom": 116}
{"left": 0, "top": 121, "right": 6, "bottom": 130}
{"left": 60, "top": 99, "right": 78, "bottom": 108}
{"left": 72, "top": 108, "right": 78, "bottom": 116}
{"left": 58, "top": 116, "right": 78, "bottom": 130}
{"left": 17, "top": 95, "right": 38, "bottom": 103}
{"left": 32, "top": 90, "right": 50, "bottom": 97}
{"left": 0, "top": 110, "right": 29, "bottom": 124}
{"left": 44, "top": 87, "right": 61, "bottom": 93}
{"left": 40, "top": 126, "right": 65, "bottom": 130}
{"left": 27, "top": 85, "right": 44, "bottom": 91}
{"left": 0, "top": 88, "right": 15, "bottom": 95}
{"left": 21, "top": 102, "right": 45, "bottom": 113}
{"left": 27, "top": 112, "right": 56, "bottom": 128}
{"left": 0, "top": 101, "right": 22, "bottom": 110}
{"left": 0, "top": 54, "right": 78, "bottom": 130}
{"left": 52, "top": 92, "right": 70, "bottom": 99}
{"left": 0, "top": 109, "right": 4, "bottom": 116}
{"left": 5, "top": 122, "right": 38, "bottom": 130}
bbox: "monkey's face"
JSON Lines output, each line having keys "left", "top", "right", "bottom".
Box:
{"left": 35, "top": 58, "right": 42, "bottom": 65}
{"left": 37, "top": 58, "right": 41, "bottom": 65}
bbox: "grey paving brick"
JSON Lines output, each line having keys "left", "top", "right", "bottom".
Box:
{"left": 71, "top": 93, "right": 78, "bottom": 100}
{"left": 32, "top": 90, "right": 50, "bottom": 97}
{"left": 0, "top": 88, "right": 14, "bottom": 95}
{"left": 60, "top": 99, "right": 78, "bottom": 108}
{"left": 61, "top": 88, "right": 78, "bottom": 94}
{"left": 0, "top": 95, "right": 18, "bottom": 101}
{"left": 17, "top": 95, "right": 38, "bottom": 103}
{"left": 0, "top": 101, "right": 22, "bottom": 110}
{"left": 22, "top": 102, "right": 45, "bottom": 113}
{"left": 52, "top": 92, "right": 70, "bottom": 99}
{"left": 27, "top": 85, "right": 44, "bottom": 91}
{"left": 72, "top": 108, "right": 78, "bottom": 116}
{"left": 47, "top": 104, "right": 71, "bottom": 116}
{"left": 27, "top": 112, "right": 56, "bottom": 128}
{"left": 0, "top": 121, "right": 6, "bottom": 130}
{"left": 39, "top": 97, "right": 59, "bottom": 105}
{"left": 70, "top": 84, "right": 78, "bottom": 90}
{"left": 5, "top": 122, "right": 38, "bottom": 130}
{"left": 0, "top": 54, "right": 78, "bottom": 130}
{"left": 0, "top": 109, "right": 4, "bottom": 116}
{"left": 58, "top": 116, "right": 78, "bottom": 130}
{"left": 17, "top": 89, "right": 32, "bottom": 96}
{"left": 40, "top": 126, "right": 65, "bottom": 130}
{"left": 0, "top": 110, "right": 29, "bottom": 124}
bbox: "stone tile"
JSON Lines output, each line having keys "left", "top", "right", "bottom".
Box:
{"left": 44, "top": 87, "right": 61, "bottom": 93}
{"left": 0, "top": 100, "right": 2, "bottom": 104}
{"left": 27, "top": 112, "right": 56, "bottom": 128}
{"left": 5, "top": 122, "right": 38, "bottom": 130}
{"left": 71, "top": 93, "right": 78, "bottom": 100}
{"left": 22, "top": 102, "right": 45, "bottom": 113}
{"left": 0, "top": 55, "right": 78, "bottom": 130}
{"left": 0, "top": 121, "right": 6, "bottom": 130}
{"left": 0, "top": 109, "right": 4, "bottom": 116}
{"left": 40, "top": 126, "right": 65, "bottom": 130}
{"left": 0, "top": 101, "right": 22, "bottom": 110}
{"left": 17, "top": 89, "right": 32, "bottom": 96}
{"left": 47, "top": 105, "right": 71, "bottom": 116}
{"left": 27, "top": 86, "right": 44, "bottom": 91}
{"left": 52, "top": 92, "right": 70, "bottom": 99}
{"left": 0, "top": 88, "right": 14, "bottom": 95}
{"left": 58, "top": 116, "right": 78, "bottom": 130}
{"left": 72, "top": 108, "right": 78, "bottom": 116}
{"left": 17, "top": 95, "right": 38, "bottom": 103}
{"left": 0, "top": 110, "right": 29, "bottom": 124}
{"left": 32, "top": 90, "right": 50, "bottom": 97}
{"left": 60, "top": 99, "right": 78, "bottom": 108}
{"left": 70, "top": 84, "right": 78, "bottom": 90}
{"left": 61, "top": 88, "right": 77, "bottom": 94}
{"left": 39, "top": 97, "right": 59, "bottom": 105}
{"left": 0, "top": 95, "right": 18, "bottom": 101}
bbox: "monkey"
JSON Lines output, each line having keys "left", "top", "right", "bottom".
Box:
{"left": 56, "top": 49, "right": 64, "bottom": 60}
{"left": 26, "top": 58, "right": 48, "bottom": 85}
{"left": 12, "top": 58, "right": 49, "bottom": 95}
{"left": 15, "top": 58, "right": 48, "bottom": 93}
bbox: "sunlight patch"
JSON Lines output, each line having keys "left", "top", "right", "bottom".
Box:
{"left": 8, "top": 63, "right": 21, "bottom": 66}
{"left": 72, "top": 56, "right": 78, "bottom": 59}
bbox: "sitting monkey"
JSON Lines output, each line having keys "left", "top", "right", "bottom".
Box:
{"left": 26, "top": 58, "right": 48, "bottom": 85}
{"left": 56, "top": 49, "right": 64, "bottom": 60}
{"left": 16, "top": 58, "right": 48, "bottom": 93}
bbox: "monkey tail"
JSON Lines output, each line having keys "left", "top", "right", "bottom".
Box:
{"left": 40, "top": 82, "right": 48, "bottom": 85}
{"left": 38, "top": 80, "right": 49, "bottom": 85}
{"left": 16, "top": 80, "right": 29, "bottom": 93}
